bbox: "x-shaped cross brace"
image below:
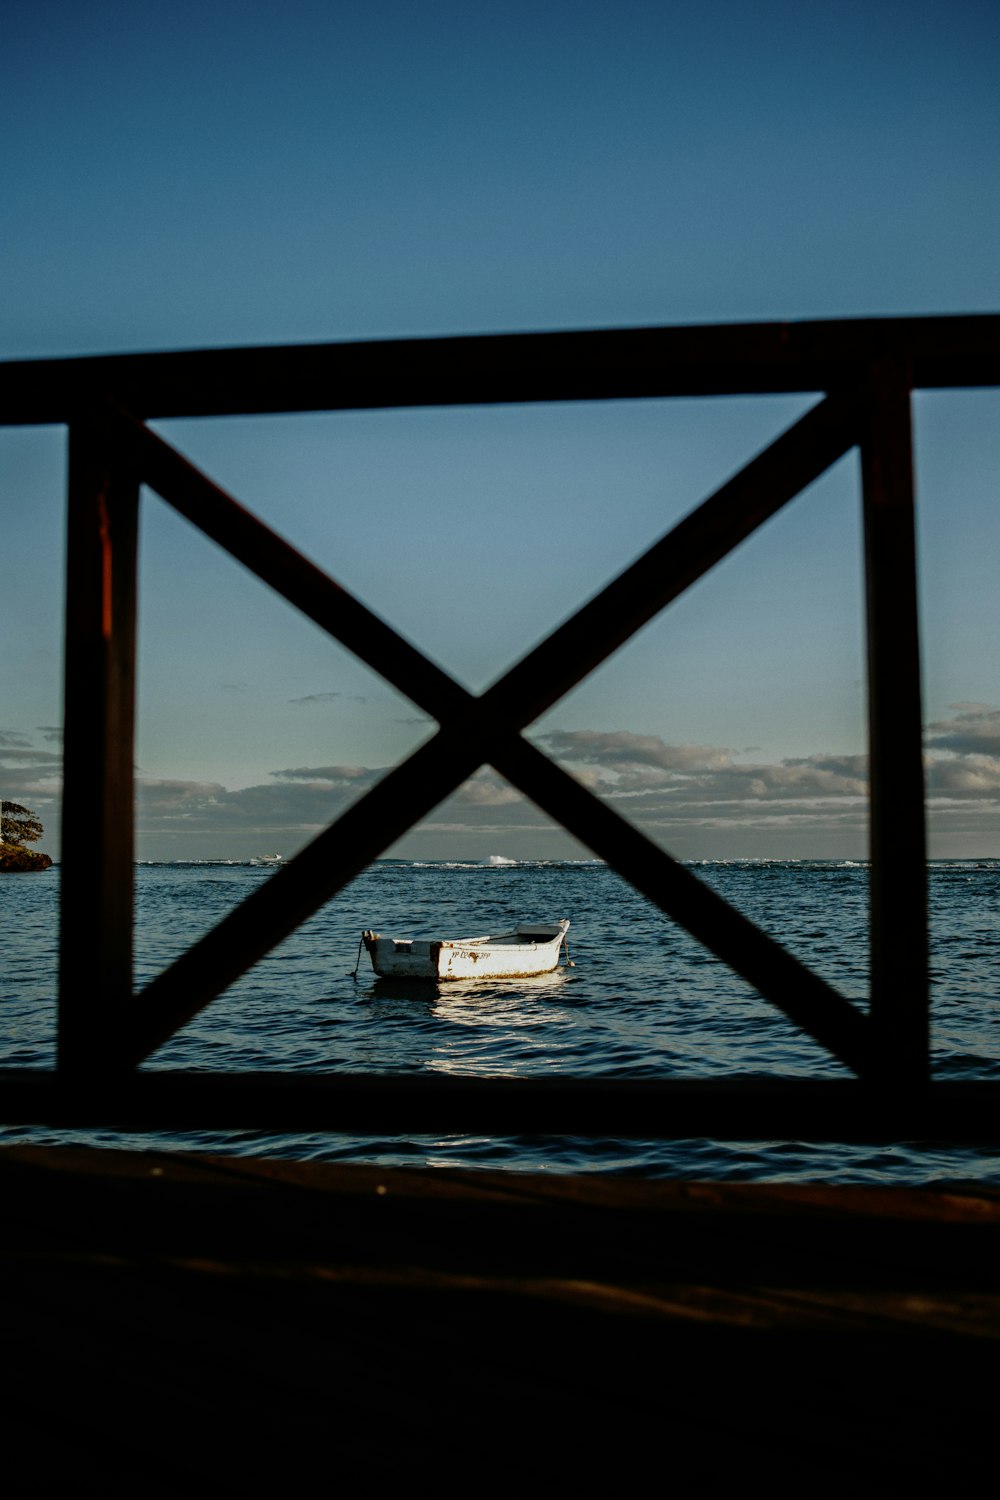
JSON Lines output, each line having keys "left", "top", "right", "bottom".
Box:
{"left": 90, "top": 395, "right": 870, "bottom": 1073}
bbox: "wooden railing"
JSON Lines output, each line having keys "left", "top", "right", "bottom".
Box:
{"left": 3, "top": 315, "right": 1000, "bottom": 1142}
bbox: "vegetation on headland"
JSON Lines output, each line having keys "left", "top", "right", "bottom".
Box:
{"left": 0, "top": 801, "right": 52, "bottom": 872}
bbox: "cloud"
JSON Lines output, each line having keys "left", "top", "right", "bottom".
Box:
{"left": 136, "top": 775, "right": 354, "bottom": 834}
{"left": 0, "top": 747, "right": 63, "bottom": 772}
{"left": 289, "top": 691, "right": 367, "bottom": 705}
{"left": 541, "top": 729, "right": 735, "bottom": 777}
{"left": 537, "top": 729, "right": 868, "bottom": 803}
{"left": 449, "top": 770, "right": 522, "bottom": 808}
{"left": 271, "top": 764, "right": 378, "bottom": 785}
{"left": 539, "top": 726, "right": 734, "bottom": 786}
{"left": 137, "top": 779, "right": 227, "bottom": 816}
{"left": 126, "top": 706, "right": 1000, "bottom": 850}
{"left": 926, "top": 703, "right": 1000, "bottom": 759}
{"left": 12, "top": 704, "right": 1000, "bottom": 857}
{"left": 132, "top": 765, "right": 535, "bottom": 842}
{"left": 926, "top": 755, "right": 1000, "bottom": 797}
{"left": 536, "top": 710, "right": 1000, "bottom": 831}
{"left": 920, "top": 704, "right": 1000, "bottom": 801}
{"left": 0, "top": 730, "right": 63, "bottom": 844}
{"left": 269, "top": 763, "right": 520, "bottom": 807}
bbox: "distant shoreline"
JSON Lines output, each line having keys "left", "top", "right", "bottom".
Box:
{"left": 26, "top": 854, "right": 1000, "bottom": 868}
{"left": 13, "top": 855, "right": 1000, "bottom": 869}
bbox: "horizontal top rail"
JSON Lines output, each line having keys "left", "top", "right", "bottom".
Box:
{"left": 2, "top": 314, "right": 1000, "bottom": 425}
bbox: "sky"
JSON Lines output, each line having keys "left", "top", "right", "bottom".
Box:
{"left": 2, "top": 0, "right": 999, "bottom": 861}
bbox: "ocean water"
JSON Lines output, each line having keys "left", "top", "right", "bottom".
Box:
{"left": 2, "top": 857, "right": 999, "bottom": 1183}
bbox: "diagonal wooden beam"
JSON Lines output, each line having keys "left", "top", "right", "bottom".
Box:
{"left": 120, "top": 704, "right": 869, "bottom": 1073}
{"left": 484, "top": 392, "right": 860, "bottom": 729}
{"left": 112, "top": 404, "right": 469, "bottom": 725}
{"left": 118, "top": 727, "right": 487, "bottom": 1067}
{"left": 120, "top": 391, "right": 858, "bottom": 740}
{"left": 491, "top": 738, "right": 871, "bottom": 1076}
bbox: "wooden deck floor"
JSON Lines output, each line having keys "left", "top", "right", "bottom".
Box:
{"left": 3, "top": 1144, "right": 999, "bottom": 1493}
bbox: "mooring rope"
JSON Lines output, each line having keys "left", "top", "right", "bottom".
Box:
{"left": 350, "top": 933, "right": 365, "bottom": 978}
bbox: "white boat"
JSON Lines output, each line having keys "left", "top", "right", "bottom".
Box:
{"left": 361, "top": 920, "right": 570, "bottom": 980}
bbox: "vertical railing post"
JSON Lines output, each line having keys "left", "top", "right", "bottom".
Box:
{"left": 59, "top": 407, "right": 139, "bottom": 1071}
{"left": 860, "top": 363, "right": 929, "bottom": 1089}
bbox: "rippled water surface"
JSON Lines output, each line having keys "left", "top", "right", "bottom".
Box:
{"left": 2, "top": 858, "right": 999, "bottom": 1182}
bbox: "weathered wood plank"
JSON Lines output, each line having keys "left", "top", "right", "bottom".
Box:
{"left": 2, "top": 314, "right": 999, "bottom": 425}
{"left": 3, "top": 1073, "right": 1000, "bottom": 1141}
{"left": 59, "top": 416, "right": 139, "bottom": 1069}
{"left": 2, "top": 1146, "right": 998, "bottom": 1488}
{"left": 861, "top": 365, "right": 929, "bottom": 1086}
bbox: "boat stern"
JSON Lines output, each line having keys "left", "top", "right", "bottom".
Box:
{"left": 362, "top": 930, "right": 442, "bottom": 979}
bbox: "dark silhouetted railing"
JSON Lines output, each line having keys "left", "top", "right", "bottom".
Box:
{"left": 2, "top": 315, "right": 999, "bottom": 1143}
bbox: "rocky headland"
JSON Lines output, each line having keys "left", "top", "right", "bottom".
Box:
{"left": 0, "top": 846, "right": 53, "bottom": 872}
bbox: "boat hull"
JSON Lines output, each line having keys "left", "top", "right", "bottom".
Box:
{"left": 362, "top": 922, "right": 570, "bottom": 980}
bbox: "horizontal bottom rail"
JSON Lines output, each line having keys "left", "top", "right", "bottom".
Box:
{"left": 1, "top": 1072, "right": 999, "bottom": 1144}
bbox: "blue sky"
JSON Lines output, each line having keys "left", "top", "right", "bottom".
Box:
{"left": 2, "top": 0, "right": 999, "bottom": 859}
